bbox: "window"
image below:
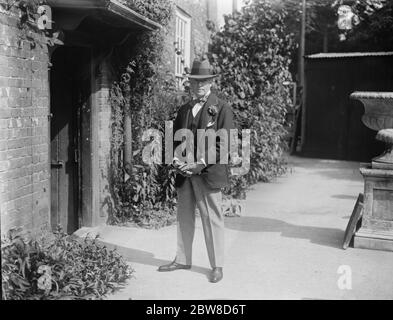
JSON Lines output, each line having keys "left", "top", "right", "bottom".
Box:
{"left": 175, "top": 8, "right": 191, "bottom": 88}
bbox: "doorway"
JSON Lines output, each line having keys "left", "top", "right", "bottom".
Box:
{"left": 50, "top": 46, "right": 92, "bottom": 234}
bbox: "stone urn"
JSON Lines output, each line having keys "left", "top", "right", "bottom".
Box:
{"left": 349, "top": 91, "right": 393, "bottom": 251}
{"left": 350, "top": 91, "right": 393, "bottom": 169}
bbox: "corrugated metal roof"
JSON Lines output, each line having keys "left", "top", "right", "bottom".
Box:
{"left": 306, "top": 52, "right": 393, "bottom": 59}
{"left": 350, "top": 91, "right": 393, "bottom": 99}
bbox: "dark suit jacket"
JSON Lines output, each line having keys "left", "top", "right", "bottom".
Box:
{"left": 173, "top": 92, "right": 235, "bottom": 189}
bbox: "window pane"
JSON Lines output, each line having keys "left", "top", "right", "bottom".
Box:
{"left": 175, "top": 11, "right": 190, "bottom": 84}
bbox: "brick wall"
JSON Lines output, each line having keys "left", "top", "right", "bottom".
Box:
{"left": 0, "top": 10, "right": 50, "bottom": 236}
{"left": 161, "top": 0, "right": 211, "bottom": 76}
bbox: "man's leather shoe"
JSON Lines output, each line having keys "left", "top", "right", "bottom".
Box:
{"left": 209, "top": 267, "right": 223, "bottom": 283}
{"left": 158, "top": 261, "right": 191, "bottom": 272}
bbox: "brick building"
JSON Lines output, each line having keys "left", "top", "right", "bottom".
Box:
{"left": 0, "top": 5, "right": 52, "bottom": 235}
{"left": 164, "top": 0, "right": 242, "bottom": 87}
{"left": 0, "top": 0, "right": 239, "bottom": 236}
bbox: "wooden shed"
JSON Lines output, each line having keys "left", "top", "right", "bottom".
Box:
{"left": 301, "top": 52, "right": 393, "bottom": 162}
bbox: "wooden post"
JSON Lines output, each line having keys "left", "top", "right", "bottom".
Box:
{"left": 299, "top": 0, "right": 307, "bottom": 152}
{"left": 233, "top": 0, "right": 238, "bottom": 12}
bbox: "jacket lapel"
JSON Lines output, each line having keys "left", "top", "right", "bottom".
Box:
{"left": 198, "top": 93, "right": 219, "bottom": 130}
{"left": 195, "top": 93, "right": 223, "bottom": 162}
{"left": 181, "top": 101, "right": 192, "bottom": 129}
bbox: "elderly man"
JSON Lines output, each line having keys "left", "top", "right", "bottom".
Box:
{"left": 158, "top": 59, "right": 235, "bottom": 283}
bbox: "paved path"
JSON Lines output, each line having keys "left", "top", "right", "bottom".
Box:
{"left": 76, "top": 156, "right": 393, "bottom": 300}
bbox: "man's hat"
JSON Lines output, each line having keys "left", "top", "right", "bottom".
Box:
{"left": 187, "top": 59, "right": 218, "bottom": 80}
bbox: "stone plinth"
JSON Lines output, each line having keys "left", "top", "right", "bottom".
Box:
{"left": 354, "top": 164, "right": 393, "bottom": 251}
{"left": 350, "top": 92, "right": 393, "bottom": 251}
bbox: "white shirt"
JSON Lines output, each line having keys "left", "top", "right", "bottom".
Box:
{"left": 192, "top": 90, "right": 211, "bottom": 117}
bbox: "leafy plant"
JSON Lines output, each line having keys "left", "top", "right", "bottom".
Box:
{"left": 1, "top": 227, "right": 133, "bottom": 300}
{"left": 118, "top": 0, "right": 173, "bottom": 23}
{"left": 0, "top": 0, "right": 64, "bottom": 49}
{"left": 208, "top": 0, "right": 295, "bottom": 199}
{"left": 347, "top": 0, "right": 393, "bottom": 51}
{"left": 107, "top": 0, "right": 180, "bottom": 226}
{"left": 279, "top": 0, "right": 390, "bottom": 55}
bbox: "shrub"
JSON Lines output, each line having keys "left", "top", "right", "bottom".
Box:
{"left": 108, "top": 67, "right": 181, "bottom": 226}
{"left": 108, "top": 0, "right": 181, "bottom": 226}
{"left": 208, "top": 0, "right": 295, "bottom": 198}
{"left": 1, "top": 228, "right": 133, "bottom": 300}
{"left": 119, "top": 0, "right": 173, "bottom": 23}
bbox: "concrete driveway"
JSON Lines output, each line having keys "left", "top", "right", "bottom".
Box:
{"left": 76, "top": 156, "right": 393, "bottom": 300}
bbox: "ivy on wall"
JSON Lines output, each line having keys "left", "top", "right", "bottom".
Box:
{"left": 108, "top": 0, "right": 181, "bottom": 227}
{"left": 119, "top": 0, "right": 173, "bottom": 23}
{"left": 0, "top": 0, "right": 63, "bottom": 48}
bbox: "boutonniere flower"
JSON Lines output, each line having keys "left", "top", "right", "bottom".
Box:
{"left": 207, "top": 105, "right": 218, "bottom": 127}
{"left": 207, "top": 105, "right": 218, "bottom": 117}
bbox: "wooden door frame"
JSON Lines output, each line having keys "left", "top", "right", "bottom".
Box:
{"left": 84, "top": 50, "right": 95, "bottom": 228}
{"left": 49, "top": 45, "right": 95, "bottom": 231}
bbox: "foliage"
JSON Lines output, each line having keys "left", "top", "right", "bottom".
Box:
{"left": 119, "top": 0, "right": 173, "bottom": 23}
{"left": 278, "top": 0, "right": 390, "bottom": 54}
{"left": 279, "top": 0, "right": 341, "bottom": 52}
{"left": 108, "top": 0, "right": 181, "bottom": 226}
{"left": 347, "top": 0, "right": 393, "bottom": 50}
{"left": 1, "top": 0, "right": 40, "bottom": 23}
{"left": 109, "top": 68, "right": 183, "bottom": 225}
{"left": 1, "top": 228, "right": 133, "bottom": 300}
{"left": 124, "top": 207, "right": 178, "bottom": 229}
{"left": 208, "top": 0, "right": 294, "bottom": 198}
{"left": 0, "top": 0, "right": 64, "bottom": 48}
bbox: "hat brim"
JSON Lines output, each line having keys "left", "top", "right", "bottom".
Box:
{"left": 187, "top": 74, "right": 218, "bottom": 80}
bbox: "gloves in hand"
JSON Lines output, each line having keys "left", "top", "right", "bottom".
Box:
{"left": 172, "top": 159, "right": 192, "bottom": 177}
{"left": 172, "top": 159, "right": 205, "bottom": 176}
{"left": 179, "top": 163, "right": 205, "bottom": 175}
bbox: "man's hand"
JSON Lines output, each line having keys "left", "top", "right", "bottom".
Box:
{"left": 178, "top": 162, "right": 205, "bottom": 175}
{"left": 172, "top": 159, "right": 192, "bottom": 177}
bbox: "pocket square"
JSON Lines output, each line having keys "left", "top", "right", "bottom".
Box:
{"left": 207, "top": 121, "right": 215, "bottom": 127}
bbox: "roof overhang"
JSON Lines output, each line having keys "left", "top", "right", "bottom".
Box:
{"left": 46, "top": 0, "right": 162, "bottom": 31}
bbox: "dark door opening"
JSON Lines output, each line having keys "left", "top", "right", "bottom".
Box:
{"left": 50, "top": 46, "right": 92, "bottom": 234}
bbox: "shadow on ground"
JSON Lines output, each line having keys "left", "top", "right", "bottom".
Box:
{"left": 224, "top": 216, "right": 344, "bottom": 249}
{"left": 331, "top": 194, "right": 359, "bottom": 200}
{"left": 313, "top": 169, "right": 362, "bottom": 182}
{"left": 287, "top": 157, "right": 362, "bottom": 182}
{"left": 100, "top": 241, "right": 211, "bottom": 277}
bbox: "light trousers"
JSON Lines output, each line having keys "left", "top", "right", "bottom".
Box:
{"left": 175, "top": 175, "right": 224, "bottom": 268}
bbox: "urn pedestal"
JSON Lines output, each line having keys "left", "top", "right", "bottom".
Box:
{"left": 355, "top": 165, "right": 393, "bottom": 251}
{"left": 350, "top": 92, "right": 393, "bottom": 252}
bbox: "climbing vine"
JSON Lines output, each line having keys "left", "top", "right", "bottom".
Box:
{"left": 119, "top": 0, "right": 173, "bottom": 23}
{"left": 0, "top": 0, "right": 63, "bottom": 48}
{"left": 108, "top": 0, "right": 180, "bottom": 227}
